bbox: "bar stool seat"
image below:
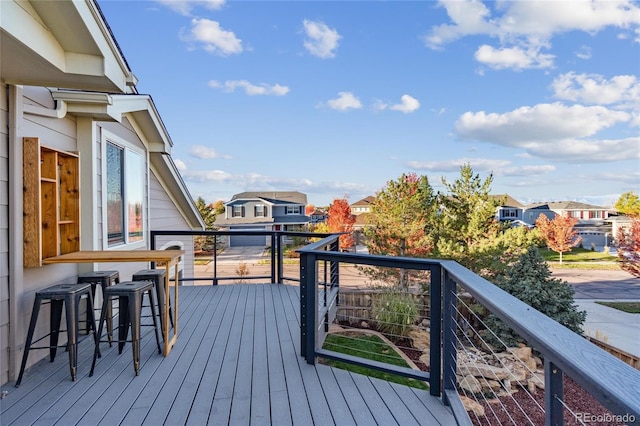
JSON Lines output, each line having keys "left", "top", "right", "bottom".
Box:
{"left": 16, "top": 283, "right": 98, "bottom": 387}
{"left": 132, "top": 269, "right": 174, "bottom": 332}
{"left": 77, "top": 270, "right": 120, "bottom": 345}
{"left": 91, "top": 281, "right": 162, "bottom": 377}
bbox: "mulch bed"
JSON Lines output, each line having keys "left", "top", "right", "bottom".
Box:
{"left": 342, "top": 323, "right": 628, "bottom": 426}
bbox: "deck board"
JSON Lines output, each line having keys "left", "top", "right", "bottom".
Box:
{"left": 1, "top": 284, "right": 455, "bottom": 426}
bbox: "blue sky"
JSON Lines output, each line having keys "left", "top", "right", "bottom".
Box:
{"left": 99, "top": 0, "right": 640, "bottom": 208}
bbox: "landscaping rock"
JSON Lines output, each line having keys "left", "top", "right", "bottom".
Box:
{"left": 460, "top": 395, "right": 486, "bottom": 417}
{"left": 458, "top": 362, "right": 510, "bottom": 380}
{"left": 408, "top": 328, "right": 430, "bottom": 352}
{"left": 459, "top": 375, "right": 482, "bottom": 394}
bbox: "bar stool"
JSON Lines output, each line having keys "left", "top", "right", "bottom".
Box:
{"left": 77, "top": 270, "right": 120, "bottom": 345}
{"left": 16, "top": 283, "right": 98, "bottom": 387}
{"left": 132, "top": 269, "right": 174, "bottom": 332}
{"left": 90, "top": 281, "right": 162, "bottom": 377}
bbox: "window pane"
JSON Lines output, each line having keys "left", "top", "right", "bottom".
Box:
{"left": 126, "top": 150, "right": 144, "bottom": 242}
{"left": 106, "top": 143, "right": 124, "bottom": 246}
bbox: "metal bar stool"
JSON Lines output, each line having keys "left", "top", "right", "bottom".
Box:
{"left": 132, "top": 269, "right": 174, "bottom": 332}
{"left": 16, "top": 283, "right": 98, "bottom": 387}
{"left": 77, "top": 270, "right": 120, "bottom": 346}
{"left": 90, "top": 281, "right": 162, "bottom": 377}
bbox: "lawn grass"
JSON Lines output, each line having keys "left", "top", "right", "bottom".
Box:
{"left": 539, "top": 247, "right": 618, "bottom": 262}
{"left": 321, "top": 333, "right": 428, "bottom": 390}
{"left": 595, "top": 301, "right": 640, "bottom": 314}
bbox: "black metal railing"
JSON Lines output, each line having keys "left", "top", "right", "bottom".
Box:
{"left": 298, "top": 235, "right": 640, "bottom": 426}
{"left": 150, "top": 229, "right": 331, "bottom": 285}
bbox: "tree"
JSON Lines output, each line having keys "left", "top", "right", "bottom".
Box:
{"left": 365, "top": 173, "right": 436, "bottom": 258}
{"left": 615, "top": 191, "right": 640, "bottom": 217}
{"left": 482, "top": 246, "right": 586, "bottom": 348}
{"left": 194, "top": 197, "right": 217, "bottom": 253}
{"left": 305, "top": 204, "right": 315, "bottom": 216}
{"left": 434, "top": 164, "right": 503, "bottom": 275}
{"left": 535, "top": 213, "right": 581, "bottom": 263}
{"left": 327, "top": 197, "right": 356, "bottom": 250}
{"left": 212, "top": 200, "right": 225, "bottom": 216}
{"left": 364, "top": 173, "right": 437, "bottom": 289}
{"left": 616, "top": 216, "right": 640, "bottom": 277}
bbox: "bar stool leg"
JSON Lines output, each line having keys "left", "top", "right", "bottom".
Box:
{"left": 49, "top": 299, "right": 64, "bottom": 362}
{"left": 147, "top": 289, "right": 162, "bottom": 355}
{"left": 65, "top": 293, "right": 79, "bottom": 381}
{"left": 90, "top": 295, "right": 109, "bottom": 377}
{"left": 118, "top": 295, "right": 130, "bottom": 355}
{"left": 15, "top": 298, "right": 42, "bottom": 387}
{"left": 128, "top": 293, "right": 142, "bottom": 375}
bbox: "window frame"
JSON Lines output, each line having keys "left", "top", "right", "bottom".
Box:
{"left": 101, "top": 130, "right": 147, "bottom": 250}
{"left": 286, "top": 205, "right": 301, "bottom": 215}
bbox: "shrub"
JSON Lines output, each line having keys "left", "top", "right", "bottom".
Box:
{"left": 372, "top": 290, "right": 418, "bottom": 340}
{"left": 481, "top": 246, "right": 586, "bottom": 348}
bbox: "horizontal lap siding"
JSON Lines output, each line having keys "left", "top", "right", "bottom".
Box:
{"left": 149, "top": 170, "right": 196, "bottom": 279}
{"left": 1, "top": 84, "right": 9, "bottom": 384}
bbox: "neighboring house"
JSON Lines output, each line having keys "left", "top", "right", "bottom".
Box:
{"left": 524, "top": 201, "right": 612, "bottom": 248}
{"left": 1, "top": 0, "right": 204, "bottom": 385}
{"left": 351, "top": 196, "right": 375, "bottom": 215}
{"left": 491, "top": 194, "right": 525, "bottom": 223}
{"left": 309, "top": 208, "right": 328, "bottom": 224}
{"left": 215, "top": 191, "right": 310, "bottom": 246}
{"left": 350, "top": 196, "right": 375, "bottom": 245}
{"left": 523, "top": 201, "right": 610, "bottom": 225}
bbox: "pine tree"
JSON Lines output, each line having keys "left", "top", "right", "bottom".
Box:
{"left": 482, "top": 246, "right": 586, "bottom": 348}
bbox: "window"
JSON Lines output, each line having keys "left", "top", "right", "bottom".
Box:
{"left": 286, "top": 206, "right": 301, "bottom": 215}
{"left": 105, "top": 136, "right": 145, "bottom": 248}
{"left": 232, "top": 205, "right": 244, "bottom": 217}
{"left": 255, "top": 204, "right": 266, "bottom": 217}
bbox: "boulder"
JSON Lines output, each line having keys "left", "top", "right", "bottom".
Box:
{"left": 458, "top": 375, "right": 482, "bottom": 394}
{"left": 458, "top": 362, "right": 510, "bottom": 380}
{"left": 460, "top": 395, "right": 485, "bottom": 417}
{"left": 408, "top": 328, "right": 430, "bottom": 352}
{"left": 508, "top": 346, "right": 532, "bottom": 362}
{"left": 419, "top": 353, "right": 430, "bottom": 367}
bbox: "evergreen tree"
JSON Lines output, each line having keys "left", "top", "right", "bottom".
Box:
{"left": 482, "top": 246, "right": 586, "bottom": 348}
{"left": 434, "top": 164, "right": 503, "bottom": 275}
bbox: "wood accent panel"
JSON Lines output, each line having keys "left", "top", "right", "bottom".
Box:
{"left": 22, "top": 137, "right": 80, "bottom": 267}
{"left": 22, "top": 137, "right": 41, "bottom": 267}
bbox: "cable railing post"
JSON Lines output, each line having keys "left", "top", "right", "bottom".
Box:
{"left": 545, "top": 359, "right": 564, "bottom": 426}
{"left": 270, "top": 232, "right": 276, "bottom": 283}
{"left": 300, "top": 251, "right": 317, "bottom": 364}
{"left": 277, "top": 232, "right": 284, "bottom": 284}
{"left": 212, "top": 236, "right": 218, "bottom": 285}
{"left": 442, "top": 271, "right": 457, "bottom": 404}
{"left": 429, "top": 265, "right": 442, "bottom": 397}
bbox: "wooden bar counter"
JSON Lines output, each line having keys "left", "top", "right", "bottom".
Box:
{"left": 43, "top": 250, "right": 184, "bottom": 356}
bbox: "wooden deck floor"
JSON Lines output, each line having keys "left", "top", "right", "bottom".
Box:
{"left": 1, "top": 284, "right": 455, "bottom": 425}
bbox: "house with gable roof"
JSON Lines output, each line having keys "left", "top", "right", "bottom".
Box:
{"left": 215, "top": 191, "right": 310, "bottom": 246}
{"left": 1, "top": 0, "right": 204, "bottom": 384}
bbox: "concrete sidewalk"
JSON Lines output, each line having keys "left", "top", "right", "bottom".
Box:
{"left": 575, "top": 299, "right": 640, "bottom": 357}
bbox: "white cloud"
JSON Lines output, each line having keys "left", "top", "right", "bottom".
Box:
{"left": 189, "top": 145, "right": 232, "bottom": 160}
{"left": 174, "top": 159, "right": 187, "bottom": 171}
{"left": 425, "top": 0, "right": 640, "bottom": 70}
{"left": 325, "top": 92, "right": 362, "bottom": 111}
{"left": 157, "top": 0, "right": 225, "bottom": 16}
{"left": 474, "top": 44, "right": 554, "bottom": 70}
{"left": 407, "top": 157, "right": 511, "bottom": 173}
{"left": 552, "top": 72, "right": 639, "bottom": 108}
{"left": 575, "top": 45, "right": 592, "bottom": 60}
{"left": 456, "top": 103, "right": 630, "bottom": 143}
{"left": 375, "top": 95, "right": 421, "bottom": 113}
{"left": 183, "top": 18, "right": 242, "bottom": 56}
{"left": 455, "top": 103, "right": 636, "bottom": 163}
{"left": 498, "top": 165, "right": 556, "bottom": 177}
{"left": 302, "top": 19, "right": 342, "bottom": 58}
{"left": 208, "top": 80, "right": 289, "bottom": 96}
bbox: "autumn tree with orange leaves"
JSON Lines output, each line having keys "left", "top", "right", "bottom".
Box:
{"left": 616, "top": 217, "right": 640, "bottom": 278}
{"left": 327, "top": 197, "right": 356, "bottom": 250}
{"left": 535, "top": 213, "right": 581, "bottom": 263}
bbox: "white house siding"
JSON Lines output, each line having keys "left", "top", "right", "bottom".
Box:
{"left": 1, "top": 84, "right": 10, "bottom": 384}
{"left": 148, "top": 169, "right": 196, "bottom": 282}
